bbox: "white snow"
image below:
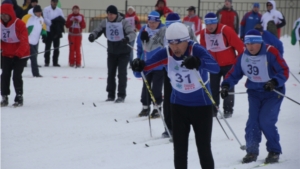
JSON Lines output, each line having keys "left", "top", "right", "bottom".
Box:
{"left": 1, "top": 33, "right": 300, "bottom": 169}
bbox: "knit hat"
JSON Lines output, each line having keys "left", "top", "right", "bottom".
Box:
{"left": 166, "top": 22, "right": 190, "bottom": 44}
{"left": 51, "top": 0, "right": 58, "bottom": 2}
{"left": 31, "top": 0, "right": 38, "bottom": 3}
{"left": 166, "top": 12, "right": 181, "bottom": 27}
{"left": 253, "top": 3, "right": 260, "bottom": 8}
{"left": 204, "top": 12, "right": 218, "bottom": 25}
{"left": 106, "top": 5, "right": 118, "bottom": 15}
{"left": 148, "top": 11, "right": 160, "bottom": 22}
{"left": 225, "top": 0, "right": 232, "bottom": 3}
{"left": 244, "top": 29, "right": 263, "bottom": 44}
{"left": 187, "top": 6, "right": 196, "bottom": 11}
{"left": 127, "top": 6, "right": 135, "bottom": 11}
{"left": 33, "top": 5, "right": 42, "bottom": 13}
{"left": 72, "top": 5, "right": 79, "bottom": 10}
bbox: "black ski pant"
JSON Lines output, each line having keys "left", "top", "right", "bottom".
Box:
{"left": 1, "top": 56, "right": 27, "bottom": 99}
{"left": 30, "top": 44, "right": 40, "bottom": 76}
{"left": 141, "top": 70, "right": 164, "bottom": 106}
{"left": 44, "top": 31, "right": 60, "bottom": 65}
{"left": 106, "top": 53, "right": 129, "bottom": 99}
{"left": 210, "top": 65, "right": 234, "bottom": 113}
{"left": 163, "top": 68, "right": 173, "bottom": 131}
{"left": 171, "top": 104, "right": 214, "bottom": 169}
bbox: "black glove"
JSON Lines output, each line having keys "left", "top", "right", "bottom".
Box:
{"left": 88, "top": 34, "right": 95, "bottom": 42}
{"left": 220, "top": 85, "right": 229, "bottom": 99}
{"left": 264, "top": 79, "right": 278, "bottom": 91}
{"left": 140, "top": 31, "right": 149, "bottom": 43}
{"left": 131, "top": 58, "right": 145, "bottom": 72}
{"left": 122, "top": 37, "right": 129, "bottom": 44}
{"left": 181, "top": 56, "right": 201, "bottom": 70}
{"left": 42, "top": 35, "right": 47, "bottom": 43}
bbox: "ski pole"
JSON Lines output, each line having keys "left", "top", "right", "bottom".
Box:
{"left": 81, "top": 42, "right": 85, "bottom": 68}
{"left": 95, "top": 41, "right": 107, "bottom": 48}
{"left": 22, "top": 43, "right": 72, "bottom": 59}
{"left": 273, "top": 89, "right": 300, "bottom": 106}
{"left": 228, "top": 92, "right": 247, "bottom": 95}
{"left": 289, "top": 71, "right": 300, "bottom": 84}
{"left": 193, "top": 70, "right": 246, "bottom": 150}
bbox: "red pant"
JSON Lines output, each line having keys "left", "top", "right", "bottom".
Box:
{"left": 68, "top": 35, "right": 82, "bottom": 66}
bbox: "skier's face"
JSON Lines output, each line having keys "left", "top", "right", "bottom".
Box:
{"left": 148, "top": 21, "right": 160, "bottom": 30}
{"left": 107, "top": 12, "right": 117, "bottom": 22}
{"left": 246, "top": 43, "right": 262, "bottom": 55}
{"left": 34, "top": 12, "right": 42, "bottom": 17}
{"left": 206, "top": 24, "right": 217, "bottom": 33}
{"left": 267, "top": 2, "right": 273, "bottom": 11}
{"left": 1, "top": 14, "right": 11, "bottom": 23}
{"left": 169, "top": 41, "right": 188, "bottom": 57}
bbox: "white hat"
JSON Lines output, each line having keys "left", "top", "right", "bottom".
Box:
{"left": 166, "top": 22, "right": 190, "bottom": 44}
{"left": 127, "top": 6, "right": 135, "bottom": 11}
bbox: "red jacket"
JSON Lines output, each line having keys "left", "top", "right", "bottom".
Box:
{"left": 216, "top": 6, "right": 239, "bottom": 34}
{"left": 1, "top": 4, "right": 30, "bottom": 58}
{"left": 155, "top": 0, "right": 173, "bottom": 16}
{"left": 200, "top": 23, "right": 244, "bottom": 66}
{"left": 65, "top": 13, "right": 86, "bottom": 35}
{"left": 183, "top": 15, "right": 202, "bottom": 36}
{"left": 125, "top": 11, "right": 141, "bottom": 31}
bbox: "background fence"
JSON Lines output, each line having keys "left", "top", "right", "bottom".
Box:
{"left": 62, "top": 0, "right": 300, "bottom": 36}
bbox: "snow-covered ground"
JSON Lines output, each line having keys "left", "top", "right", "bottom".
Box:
{"left": 1, "top": 33, "right": 300, "bottom": 169}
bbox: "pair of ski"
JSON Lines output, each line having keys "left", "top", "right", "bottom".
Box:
{"left": 133, "top": 136, "right": 172, "bottom": 148}
{"left": 247, "top": 160, "right": 287, "bottom": 168}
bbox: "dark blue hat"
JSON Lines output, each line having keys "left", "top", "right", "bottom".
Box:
{"left": 166, "top": 12, "right": 181, "bottom": 27}
{"left": 253, "top": 3, "right": 260, "bottom": 8}
{"left": 204, "top": 12, "right": 218, "bottom": 24}
{"left": 106, "top": 5, "right": 118, "bottom": 15}
{"left": 244, "top": 29, "right": 263, "bottom": 44}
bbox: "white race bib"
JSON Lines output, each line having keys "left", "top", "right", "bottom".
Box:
{"left": 106, "top": 19, "right": 125, "bottom": 42}
{"left": 204, "top": 25, "right": 230, "bottom": 52}
{"left": 125, "top": 16, "right": 135, "bottom": 29}
{"left": 1, "top": 19, "right": 20, "bottom": 43}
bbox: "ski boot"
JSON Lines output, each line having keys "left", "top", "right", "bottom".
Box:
{"left": 12, "top": 95, "right": 23, "bottom": 107}
{"left": 265, "top": 152, "right": 280, "bottom": 164}
{"left": 150, "top": 107, "right": 161, "bottom": 119}
{"left": 1, "top": 95, "right": 9, "bottom": 107}
{"left": 139, "top": 106, "right": 150, "bottom": 117}
{"left": 115, "top": 97, "right": 124, "bottom": 103}
{"left": 223, "top": 110, "right": 233, "bottom": 118}
{"left": 242, "top": 153, "right": 258, "bottom": 163}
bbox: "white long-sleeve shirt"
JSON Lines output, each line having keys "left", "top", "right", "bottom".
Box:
{"left": 43, "top": 5, "right": 64, "bottom": 31}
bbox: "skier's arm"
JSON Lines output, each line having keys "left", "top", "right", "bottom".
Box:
{"left": 222, "top": 55, "right": 244, "bottom": 89}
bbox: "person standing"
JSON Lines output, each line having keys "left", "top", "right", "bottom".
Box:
{"left": 155, "top": 0, "right": 173, "bottom": 24}
{"left": 291, "top": 17, "right": 300, "bottom": 46}
{"left": 136, "top": 11, "right": 165, "bottom": 118}
{"left": 65, "top": 5, "right": 86, "bottom": 67}
{"left": 88, "top": 5, "right": 136, "bottom": 103}
{"left": 43, "top": 0, "right": 65, "bottom": 67}
{"left": 261, "top": 0, "right": 286, "bottom": 38}
{"left": 21, "top": 0, "right": 32, "bottom": 14}
{"left": 1, "top": 3, "right": 30, "bottom": 107}
{"left": 183, "top": 6, "right": 202, "bottom": 36}
{"left": 22, "top": 5, "right": 46, "bottom": 77}
{"left": 200, "top": 12, "right": 244, "bottom": 118}
{"left": 2, "top": 0, "right": 24, "bottom": 19}
{"left": 131, "top": 22, "right": 219, "bottom": 169}
{"left": 240, "top": 3, "right": 261, "bottom": 41}
{"left": 27, "top": 0, "right": 39, "bottom": 14}
{"left": 220, "top": 29, "right": 289, "bottom": 164}
{"left": 125, "top": 6, "right": 141, "bottom": 65}
{"left": 216, "top": 0, "right": 239, "bottom": 34}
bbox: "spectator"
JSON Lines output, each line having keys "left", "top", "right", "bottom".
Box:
{"left": 261, "top": 0, "right": 286, "bottom": 38}
{"left": 216, "top": 0, "right": 239, "bottom": 34}
{"left": 155, "top": 0, "right": 172, "bottom": 24}
{"left": 22, "top": 5, "right": 46, "bottom": 77}
{"left": 22, "top": 0, "right": 32, "bottom": 14}
{"left": 27, "top": 0, "right": 39, "bottom": 14}
{"left": 43, "top": 0, "right": 65, "bottom": 67}
{"left": 200, "top": 12, "right": 244, "bottom": 118}
{"left": 1, "top": 3, "right": 30, "bottom": 107}
{"left": 88, "top": 5, "right": 136, "bottom": 103}
{"left": 240, "top": 3, "right": 262, "bottom": 41}
{"left": 2, "top": 0, "right": 24, "bottom": 19}
{"left": 183, "top": 6, "right": 202, "bottom": 36}
{"left": 125, "top": 6, "right": 141, "bottom": 65}
{"left": 291, "top": 18, "right": 300, "bottom": 46}
{"left": 65, "top": 5, "right": 86, "bottom": 67}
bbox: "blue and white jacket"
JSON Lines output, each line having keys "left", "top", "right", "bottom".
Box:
{"left": 222, "top": 42, "right": 289, "bottom": 91}
{"left": 134, "top": 41, "right": 220, "bottom": 106}
{"left": 240, "top": 11, "right": 262, "bottom": 38}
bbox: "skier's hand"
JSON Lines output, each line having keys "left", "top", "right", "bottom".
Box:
{"left": 88, "top": 34, "right": 95, "bottom": 42}
{"left": 220, "top": 85, "right": 229, "bottom": 99}
{"left": 181, "top": 56, "right": 201, "bottom": 70}
{"left": 264, "top": 79, "right": 278, "bottom": 92}
{"left": 131, "top": 58, "right": 145, "bottom": 72}
{"left": 122, "top": 37, "right": 130, "bottom": 44}
{"left": 140, "top": 31, "right": 149, "bottom": 43}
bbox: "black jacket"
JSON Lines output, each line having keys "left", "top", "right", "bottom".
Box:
{"left": 50, "top": 16, "right": 66, "bottom": 39}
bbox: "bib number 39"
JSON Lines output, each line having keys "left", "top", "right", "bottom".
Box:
{"left": 247, "top": 64, "right": 259, "bottom": 75}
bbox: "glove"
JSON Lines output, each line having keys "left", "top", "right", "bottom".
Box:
{"left": 140, "top": 31, "right": 149, "bottom": 43}
{"left": 42, "top": 35, "right": 47, "bottom": 43}
{"left": 220, "top": 85, "right": 229, "bottom": 99}
{"left": 181, "top": 56, "right": 201, "bottom": 70}
{"left": 264, "top": 79, "right": 278, "bottom": 91}
{"left": 122, "top": 37, "right": 129, "bottom": 44}
{"left": 88, "top": 34, "right": 95, "bottom": 42}
{"left": 131, "top": 58, "right": 145, "bottom": 72}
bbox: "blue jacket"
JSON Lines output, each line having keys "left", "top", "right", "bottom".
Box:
{"left": 240, "top": 11, "right": 262, "bottom": 38}
{"left": 222, "top": 43, "right": 289, "bottom": 91}
{"left": 136, "top": 23, "right": 165, "bottom": 70}
{"left": 134, "top": 41, "right": 220, "bottom": 106}
{"left": 262, "top": 30, "right": 284, "bottom": 56}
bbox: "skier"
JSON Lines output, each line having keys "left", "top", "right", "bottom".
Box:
{"left": 1, "top": 3, "right": 30, "bottom": 107}
{"left": 200, "top": 12, "right": 244, "bottom": 118}
{"left": 88, "top": 5, "right": 136, "bottom": 103}
{"left": 131, "top": 22, "right": 219, "bottom": 169}
{"left": 65, "top": 5, "right": 86, "bottom": 67}
{"left": 220, "top": 29, "right": 289, "bottom": 164}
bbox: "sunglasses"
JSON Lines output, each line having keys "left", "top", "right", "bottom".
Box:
{"left": 267, "top": 4, "right": 273, "bottom": 6}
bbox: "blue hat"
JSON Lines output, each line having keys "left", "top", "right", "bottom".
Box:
{"left": 253, "top": 3, "right": 260, "bottom": 8}
{"left": 148, "top": 11, "right": 160, "bottom": 22}
{"left": 244, "top": 29, "right": 263, "bottom": 44}
{"left": 166, "top": 13, "right": 181, "bottom": 27}
{"left": 204, "top": 12, "right": 218, "bottom": 25}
